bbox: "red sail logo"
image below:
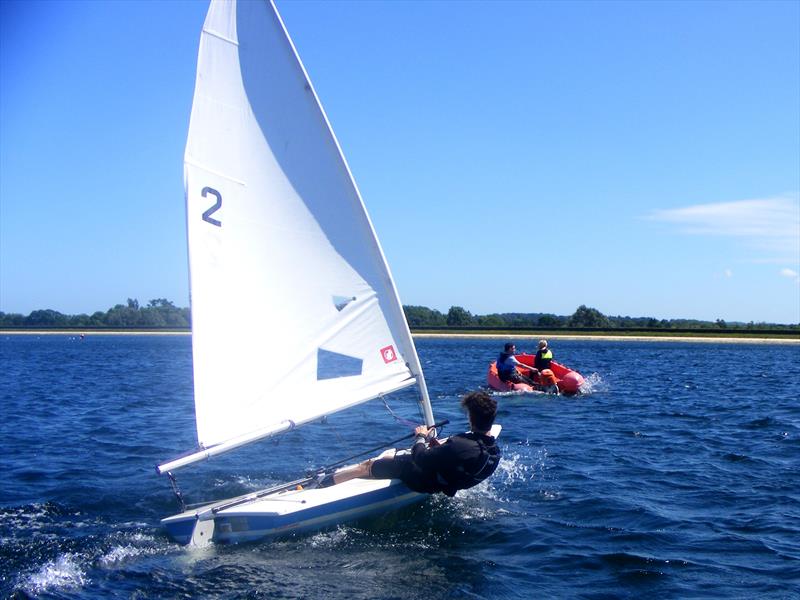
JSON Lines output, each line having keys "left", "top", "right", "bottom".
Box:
{"left": 380, "top": 345, "right": 397, "bottom": 364}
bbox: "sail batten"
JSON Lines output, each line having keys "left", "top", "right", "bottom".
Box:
{"left": 172, "top": 0, "right": 431, "bottom": 464}
{"left": 202, "top": 28, "right": 239, "bottom": 46}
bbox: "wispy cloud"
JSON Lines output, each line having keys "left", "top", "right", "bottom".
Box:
{"left": 780, "top": 268, "right": 800, "bottom": 284}
{"left": 647, "top": 195, "right": 800, "bottom": 264}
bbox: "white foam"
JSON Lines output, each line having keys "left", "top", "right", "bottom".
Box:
{"left": 446, "top": 449, "right": 540, "bottom": 520}
{"left": 22, "top": 553, "right": 88, "bottom": 594}
{"left": 230, "top": 474, "right": 288, "bottom": 491}
{"left": 0, "top": 503, "right": 53, "bottom": 528}
{"left": 490, "top": 389, "right": 544, "bottom": 398}
{"left": 231, "top": 474, "right": 268, "bottom": 490}
{"left": 496, "top": 449, "right": 544, "bottom": 486}
{"left": 580, "top": 372, "right": 607, "bottom": 394}
{"left": 100, "top": 541, "right": 160, "bottom": 566}
{"left": 99, "top": 545, "right": 141, "bottom": 565}
{"left": 309, "top": 526, "right": 350, "bottom": 547}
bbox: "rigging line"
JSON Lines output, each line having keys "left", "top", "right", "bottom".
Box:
{"left": 329, "top": 415, "right": 347, "bottom": 449}
{"left": 167, "top": 472, "right": 187, "bottom": 513}
{"left": 381, "top": 395, "right": 419, "bottom": 429}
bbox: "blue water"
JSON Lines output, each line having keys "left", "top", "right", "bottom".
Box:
{"left": 1, "top": 334, "right": 798, "bottom": 598}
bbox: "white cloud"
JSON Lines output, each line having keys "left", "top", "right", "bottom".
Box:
{"left": 724, "top": 269, "right": 733, "bottom": 278}
{"left": 647, "top": 195, "right": 800, "bottom": 264}
{"left": 780, "top": 268, "right": 799, "bottom": 284}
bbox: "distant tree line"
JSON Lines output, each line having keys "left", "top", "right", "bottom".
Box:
{"left": 0, "top": 300, "right": 797, "bottom": 331}
{"left": 0, "top": 299, "right": 190, "bottom": 329}
{"left": 402, "top": 304, "right": 799, "bottom": 331}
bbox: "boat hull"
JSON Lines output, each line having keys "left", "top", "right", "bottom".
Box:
{"left": 487, "top": 355, "right": 584, "bottom": 395}
{"left": 162, "top": 476, "right": 423, "bottom": 545}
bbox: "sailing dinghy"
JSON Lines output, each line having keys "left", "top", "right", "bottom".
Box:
{"left": 157, "top": 0, "right": 499, "bottom": 546}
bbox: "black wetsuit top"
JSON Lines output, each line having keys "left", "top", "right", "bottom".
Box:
{"left": 535, "top": 349, "right": 553, "bottom": 371}
{"left": 372, "top": 432, "right": 501, "bottom": 497}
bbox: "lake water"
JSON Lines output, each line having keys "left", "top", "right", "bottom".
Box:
{"left": 1, "top": 334, "right": 798, "bottom": 598}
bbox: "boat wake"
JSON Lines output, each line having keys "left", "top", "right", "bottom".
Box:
{"left": 11, "top": 532, "right": 175, "bottom": 597}
{"left": 307, "top": 525, "right": 352, "bottom": 548}
{"left": 3, "top": 450, "right": 540, "bottom": 595}
{"left": 579, "top": 372, "right": 607, "bottom": 394}
{"left": 97, "top": 531, "right": 165, "bottom": 566}
{"left": 20, "top": 553, "right": 88, "bottom": 596}
{"left": 1, "top": 502, "right": 174, "bottom": 597}
{"left": 489, "top": 388, "right": 547, "bottom": 398}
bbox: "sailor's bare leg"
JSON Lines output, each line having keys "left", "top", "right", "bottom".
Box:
{"left": 331, "top": 460, "right": 374, "bottom": 485}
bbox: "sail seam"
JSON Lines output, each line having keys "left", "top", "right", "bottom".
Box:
{"left": 202, "top": 29, "right": 239, "bottom": 46}
{"left": 185, "top": 157, "right": 247, "bottom": 186}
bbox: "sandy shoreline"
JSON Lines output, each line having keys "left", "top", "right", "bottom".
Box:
{"left": 2, "top": 330, "right": 797, "bottom": 344}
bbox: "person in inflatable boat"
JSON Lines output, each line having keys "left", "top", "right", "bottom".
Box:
{"left": 534, "top": 339, "right": 553, "bottom": 371}
{"left": 319, "top": 391, "right": 501, "bottom": 496}
{"left": 496, "top": 342, "right": 537, "bottom": 386}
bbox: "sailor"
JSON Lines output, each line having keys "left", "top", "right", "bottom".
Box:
{"left": 321, "top": 391, "right": 501, "bottom": 496}
{"left": 534, "top": 339, "right": 553, "bottom": 371}
{"left": 496, "top": 342, "right": 537, "bottom": 386}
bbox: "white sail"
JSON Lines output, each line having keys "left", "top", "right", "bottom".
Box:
{"left": 179, "top": 0, "right": 431, "bottom": 458}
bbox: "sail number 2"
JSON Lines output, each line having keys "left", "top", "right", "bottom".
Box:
{"left": 201, "top": 187, "right": 222, "bottom": 227}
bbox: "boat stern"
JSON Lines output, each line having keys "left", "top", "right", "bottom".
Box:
{"left": 161, "top": 512, "right": 204, "bottom": 545}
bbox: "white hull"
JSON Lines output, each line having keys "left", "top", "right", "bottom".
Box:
{"left": 162, "top": 476, "right": 423, "bottom": 545}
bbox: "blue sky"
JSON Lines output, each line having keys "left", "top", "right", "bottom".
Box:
{"left": 1, "top": 0, "right": 798, "bottom": 324}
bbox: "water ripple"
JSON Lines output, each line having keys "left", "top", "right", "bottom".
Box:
{"left": 1, "top": 336, "right": 798, "bottom": 598}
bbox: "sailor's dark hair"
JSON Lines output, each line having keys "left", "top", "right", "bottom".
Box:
{"left": 503, "top": 342, "right": 515, "bottom": 352}
{"left": 461, "top": 390, "right": 497, "bottom": 432}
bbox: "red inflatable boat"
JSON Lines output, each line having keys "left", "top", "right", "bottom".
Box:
{"left": 487, "top": 354, "right": 584, "bottom": 395}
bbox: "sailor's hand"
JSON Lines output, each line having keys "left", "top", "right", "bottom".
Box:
{"left": 414, "top": 425, "right": 430, "bottom": 438}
